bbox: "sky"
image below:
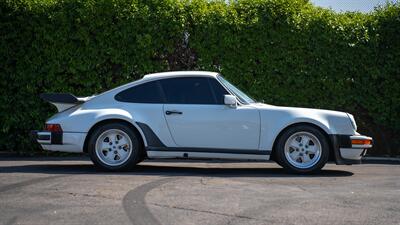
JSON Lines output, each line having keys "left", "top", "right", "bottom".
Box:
{"left": 310, "top": 0, "right": 397, "bottom": 12}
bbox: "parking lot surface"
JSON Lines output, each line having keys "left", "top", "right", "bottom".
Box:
{"left": 0, "top": 157, "right": 399, "bottom": 225}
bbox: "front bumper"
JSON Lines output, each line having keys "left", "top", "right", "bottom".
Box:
{"left": 31, "top": 130, "right": 85, "bottom": 153}
{"left": 330, "top": 134, "right": 373, "bottom": 165}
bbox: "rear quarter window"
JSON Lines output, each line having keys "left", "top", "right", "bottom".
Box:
{"left": 114, "top": 81, "right": 164, "bottom": 103}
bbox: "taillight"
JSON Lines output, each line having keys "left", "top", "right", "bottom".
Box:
{"left": 45, "top": 124, "right": 63, "bottom": 132}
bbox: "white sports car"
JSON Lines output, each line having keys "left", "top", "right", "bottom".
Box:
{"left": 32, "top": 71, "right": 373, "bottom": 173}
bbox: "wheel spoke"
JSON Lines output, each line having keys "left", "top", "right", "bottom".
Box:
{"left": 117, "top": 137, "right": 129, "bottom": 147}
{"left": 108, "top": 133, "right": 117, "bottom": 143}
{"left": 106, "top": 151, "right": 115, "bottom": 161}
{"left": 301, "top": 136, "right": 310, "bottom": 145}
{"left": 290, "top": 151, "right": 299, "bottom": 160}
{"left": 101, "top": 142, "right": 110, "bottom": 151}
{"left": 290, "top": 140, "right": 300, "bottom": 149}
{"left": 307, "top": 145, "right": 318, "bottom": 153}
{"left": 303, "top": 154, "right": 311, "bottom": 163}
{"left": 118, "top": 148, "right": 128, "bottom": 158}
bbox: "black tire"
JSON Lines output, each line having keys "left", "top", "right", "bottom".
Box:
{"left": 88, "top": 122, "right": 143, "bottom": 171}
{"left": 275, "top": 125, "right": 329, "bottom": 174}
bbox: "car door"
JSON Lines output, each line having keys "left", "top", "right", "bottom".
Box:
{"left": 161, "top": 76, "right": 260, "bottom": 150}
{"left": 115, "top": 80, "right": 177, "bottom": 147}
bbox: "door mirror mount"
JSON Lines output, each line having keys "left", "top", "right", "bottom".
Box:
{"left": 224, "top": 95, "right": 237, "bottom": 107}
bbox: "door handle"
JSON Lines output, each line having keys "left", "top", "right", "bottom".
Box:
{"left": 165, "top": 110, "right": 183, "bottom": 115}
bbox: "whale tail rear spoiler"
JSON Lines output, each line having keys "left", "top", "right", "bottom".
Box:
{"left": 40, "top": 93, "right": 93, "bottom": 112}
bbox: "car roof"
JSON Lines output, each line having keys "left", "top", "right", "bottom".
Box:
{"left": 91, "top": 71, "right": 220, "bottom": 100}
{"left": 142, "top": 71, "right": 219, "bottom": 80}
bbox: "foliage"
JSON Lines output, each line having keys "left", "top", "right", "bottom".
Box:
{"left": 0, "top": 0, "right": 399, "bottom": 155}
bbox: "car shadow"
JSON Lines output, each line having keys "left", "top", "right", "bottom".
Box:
{"left": 0, "top": 163, "right": 354, "bottom": 177}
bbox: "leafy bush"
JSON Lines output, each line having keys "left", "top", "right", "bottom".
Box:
{"left": 0, "top": 0, "right": 399, "bottom": 155}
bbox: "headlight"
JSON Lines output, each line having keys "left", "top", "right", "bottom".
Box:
{"left": 347, "top": 113, "right": 357, "bottom": 131}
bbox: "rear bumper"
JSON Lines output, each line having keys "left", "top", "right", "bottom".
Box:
{"left": 330, "top": 134, "right": 373, "bottom": 165}
{"left": 31, "top": 130, "right": 62, "bottom": 145}
{"left": 31, "top": 130, "right": 86, "bottom": 153}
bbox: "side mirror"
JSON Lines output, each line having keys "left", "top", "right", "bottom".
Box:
{"left": 224, "top": 95, "right": 237, "bottom": 107}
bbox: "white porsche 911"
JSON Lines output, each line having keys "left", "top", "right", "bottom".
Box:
{"left": 32, "top": 71, "right": 372, "bottom": 173}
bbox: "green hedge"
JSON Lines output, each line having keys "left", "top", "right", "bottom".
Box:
{"left": 0, "top": 0, "right": 399, "bottom": 156}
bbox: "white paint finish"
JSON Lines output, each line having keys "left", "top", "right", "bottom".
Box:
{"left": 143, "top": 71, "right": 218, "bottom": 80}
{"left": 40, "top": 132, "right": 85, "bottom": 152}
{"left": 163, "top": 104, "right": 260, "bottom": 149}
{"left": 63, "top": 132, "right": 86, "bottom": 150}
{"left": 38, "top": 71, "right": 371, "bottom": 158}
{"left": 350, "top": 135, "right": 373, "bottom": 140}
{"left": 224, "top": 94, "right": 237, "bottom": 106}
{"left": 47, "top": 96, "right": 94, "bottom": 112}
{"left": 52, "top": 103, "right": 76, "bottom": 112}
{"left": 119, "top": 103, "right": 176, "bottom": 147}
{"left": 254, "top": 103, "right": 356, "bottom": 151}
{"left": 147, "top": 151, "right": 270, "bottom": 160}
{"left": 352, "top": 144, "right": 372, "bottom": 149}
{"left": 340, "top": 148, "right": 365, "bottom": 160}
{"left": 48, "top": 106, "right": 133, "bottom": 133}
{"left": 46, "top": 96, "right": 149, "bottom": 147}
{"left": 41, "top": 144, "right": 82, "bottom": 153}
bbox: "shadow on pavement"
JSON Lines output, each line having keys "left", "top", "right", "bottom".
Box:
{"left": 0, "top": 163, "right": 353, "bottom": 177}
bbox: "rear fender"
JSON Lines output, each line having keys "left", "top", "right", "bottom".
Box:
{"left": 89, "top": 109, "right": 148, "bottom": 147}
{"left": 48, "top": 108, "right": 148, "bottom": 147}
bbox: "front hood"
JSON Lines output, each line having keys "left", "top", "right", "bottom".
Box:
{"left": 252, "top": 103, "right": 349, "bottom": 118}
{"left": 251, "top": 103, "right": 356, "bottom": 134}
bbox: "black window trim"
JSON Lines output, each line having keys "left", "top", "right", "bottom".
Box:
{"left": 155, "top": 80, "right": 167, "bottom": 103}
{"left": 114, "top": 75, "right": 247, "bottom": 105}
{"left": 206, "top": 77, "right": 220, "bottom": 105}
{"left": 214, "top": 74, "right": 248, "bottom": 106}
{"left": 208, "top": 77, "right": 231, "bottom": 105}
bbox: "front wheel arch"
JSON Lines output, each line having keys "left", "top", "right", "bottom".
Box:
{"left": 271, "top": 122, "right": 334, "bottom": 162}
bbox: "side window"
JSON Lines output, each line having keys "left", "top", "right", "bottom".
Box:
{"left": 115, "top": 81, "right": 164, "bottom": 103}
{"left": 160, "top": 77, "right": 216, "bottom": 104}
{"left": 209, "top": 78, "right": 229, "bottom": 104}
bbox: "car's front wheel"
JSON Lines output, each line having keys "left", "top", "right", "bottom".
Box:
{"left": 275, "top": 125, "right": 329, "bottom": 174}
{"left": 88, "top": 122, "right": 142, "bottom": 171}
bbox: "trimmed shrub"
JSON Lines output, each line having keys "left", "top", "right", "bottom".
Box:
{"left": 0, "top": 0, "right": 399, "bottom": 155}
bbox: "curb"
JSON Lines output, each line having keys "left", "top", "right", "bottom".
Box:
{"left": 362, "top": 157, "right": 400, "bottom": 164}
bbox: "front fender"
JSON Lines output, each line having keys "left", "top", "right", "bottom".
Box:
{"left": 259, "top": 115, "right": 332, "bottom": 151}
{"left": 257, "top": 105, "right": 355, "bottom": 151}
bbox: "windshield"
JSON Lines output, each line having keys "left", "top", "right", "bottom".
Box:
{"left": 217, "top": 75, "right": 255, "bottom": 104}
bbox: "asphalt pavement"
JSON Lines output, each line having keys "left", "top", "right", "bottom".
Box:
{"left": 0, "top": 157, "right": 399, "bottom": 225}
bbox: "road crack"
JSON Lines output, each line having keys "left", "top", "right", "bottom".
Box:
{"left": 148, "top": 202, "right": 266, "bottom": 222}
{"left": 65, "top": 191, "right": 119, "bottom": 200}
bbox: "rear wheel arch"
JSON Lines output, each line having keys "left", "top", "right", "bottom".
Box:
{"left": 83, "top": 119, "right": 146, "bottom": 155}
{"left": 271, "top": 122, "right": 334, "bottom": 162}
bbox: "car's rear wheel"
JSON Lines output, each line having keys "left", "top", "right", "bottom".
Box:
{"left": 88, "top": 122, "right": 142, "bottom": 171}
{"left": 275, "top": 125, "right": 329, "bottom": 174}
